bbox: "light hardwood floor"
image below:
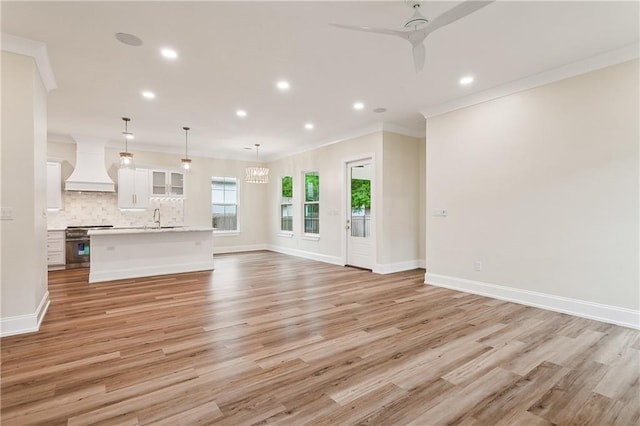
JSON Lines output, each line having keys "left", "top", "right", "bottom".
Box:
{"left": 1, "top": 251, "right": 639, "bottom": 425}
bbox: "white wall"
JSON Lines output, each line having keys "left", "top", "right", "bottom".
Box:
{"left": 1, "top": 51, "right": 49, "bottom": 335}
{"left": 425, "top": 60, "right": 639, "bottom": 321}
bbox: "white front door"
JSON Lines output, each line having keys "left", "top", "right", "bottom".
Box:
{"left": 346, "top": 159, "right": 374, "bottom": 269}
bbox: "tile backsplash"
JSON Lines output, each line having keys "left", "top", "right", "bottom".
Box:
{"left": 47, "top": 192, "right": 184, "bottom": 228}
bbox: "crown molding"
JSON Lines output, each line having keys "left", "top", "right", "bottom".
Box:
{"left": 2, "top": 33, "right": 57, "bottom": 92}
{"left": 421, "top": 43, "right": 640, "bottom": 119}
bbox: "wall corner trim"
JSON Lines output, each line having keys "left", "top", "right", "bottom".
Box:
{"left": 2, "top": 32, "right": 58, "bottom": 91}
{"left": 0, "top": 291, "right": 51, "bottom": 337}
{"left": 425, "top": 273, "right": 640, "bottom": 330}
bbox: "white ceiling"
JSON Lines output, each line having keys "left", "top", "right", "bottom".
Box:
{"left": 3, "top": 1, "right": 638, "bottom": 161}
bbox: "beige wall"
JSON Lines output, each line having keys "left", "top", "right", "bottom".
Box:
{"left": 1, "top": 51, "right": 49, "bottom": 321}
{"left": 380, "top": 132, "right": 423, "bottom": 265}
{"left": 266, "top": 131, "right": 425, "bottom": 269}
{"left": 418, "top": 136, "right": 426, "bottom": 262}
{"left": 425, "top": 60, "right": 639, "bottom": 310}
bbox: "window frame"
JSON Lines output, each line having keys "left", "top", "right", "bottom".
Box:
{"left": 302, "top": 171, "right": 320, "bottom": 238}
{"left": 280, "top": 175, "right": 294, "bottom": 235}
{"left": 211, "top": 176, "right": 239, "bottom": 234}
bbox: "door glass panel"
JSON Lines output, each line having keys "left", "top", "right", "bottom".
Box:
{"left": 350, "top": 164, "right": 371, "bottom": 238}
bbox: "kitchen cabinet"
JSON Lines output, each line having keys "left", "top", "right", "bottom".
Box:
{"left": 46, "top": 162, "right": 62, "bottom": 210}
{"left": 118, "top": 168, "right": 150, "bottom": 209}
{"left": 47, "top": 230, "right": 65, "bottom": 269}
{"left": 151, "top": 170, "right": 185, "bottom": 197}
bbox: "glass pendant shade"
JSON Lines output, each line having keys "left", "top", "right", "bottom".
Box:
{"left": 119, "top": 117, "right": 135, "bottom": 169}
{"left": 119, "top": 151, "right": 135, "bottom": 169}
{"left": 181, "top": 126, "right": 192, "bottom": 172}
{"left": 246, "top": 143, "right": 269, "bottom": 183}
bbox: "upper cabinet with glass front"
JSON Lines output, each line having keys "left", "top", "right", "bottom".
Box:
{"left": 151, "top": 170, "right": 185, "bottom": 197}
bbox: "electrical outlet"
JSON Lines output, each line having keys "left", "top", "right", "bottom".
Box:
{"left": 474, "top": 261, "right": 482, "bottom": 272}
{"left": 1, "top": 207, "right": 14, "bottom": 220}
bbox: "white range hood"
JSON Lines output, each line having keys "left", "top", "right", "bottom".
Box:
{"left": 65, "top": 136, "right": 115, "bottom": 192}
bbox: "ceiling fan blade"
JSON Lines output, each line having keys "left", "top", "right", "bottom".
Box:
{"left": 412, "top": 43, "right": 426, "bottom": 72}
{"left": 426, "top": 0, "right": 494, "bottom": 34}
{"left": 330, "top": 23, "right": 407, "bottom": 39}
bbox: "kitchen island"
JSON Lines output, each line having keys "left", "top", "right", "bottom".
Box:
{"left": 87, "top": 227, "right": 214, "bottom": 283}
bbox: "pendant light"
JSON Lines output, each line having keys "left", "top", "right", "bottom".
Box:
{"left": 181, "top": 126, "right": 192, "bottom": 171}
{"left": 245, "top": 143, "right": 269, "bottom": 183}
{"left": 119, "top": 117, "right": 135, "bottom": 169}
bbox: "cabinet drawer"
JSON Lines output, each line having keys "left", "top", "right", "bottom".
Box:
{"left": 47, "top": 239, "right": 65, "bottom": 252}
{"left": 47, "top": 252, "right": 65, "bottom": 265}
{"left": 47, "top": 231, "right": 65, "bottom": 240}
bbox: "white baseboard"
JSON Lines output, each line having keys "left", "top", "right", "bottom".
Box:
{"left": 425, "top": 273, "right": 640, "bottom": 330}
{"left": 213, "top": 244, "right": 268, "bottom": 254}
{"left": 89, "top": 261, "right": 214, "bottom": 283}
{"left": 267, "top": 245, "right": 343, "bottom": 266}
{"left": 1, "top": 291, "right": 50, "bottom": 337}
{"left": 373, "top": 260, "right": 424, "bottom": 275}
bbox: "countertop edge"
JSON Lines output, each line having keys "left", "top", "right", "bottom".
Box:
{"left": 89, "top": 227, "right": 214, "bottom": 235}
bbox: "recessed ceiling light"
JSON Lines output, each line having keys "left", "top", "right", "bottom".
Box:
{"left": 141, "top": 91, "right": 156, "bottom": 99}
{"left": 353, "top": 102, "right": 365, "bottom": 110}
{"left": 236, "top": 109, "right": 247, "bottom": 118}
{"left": 459, "top": 75, "right": 474, "bottom": 85}
{"left": 160, "top": 48, "right": 178, "bottom": 59}
{"left": 305, "top": 123, "right": 314, "bottom": 130}
{"left": 276, "top": 80, "right": 290, "bottom": 91}
{"left": 115, "top": 33, "right": 143, "bottom": 47}
{"left": 373, "top": 107, "right": 387, "bottom": 113}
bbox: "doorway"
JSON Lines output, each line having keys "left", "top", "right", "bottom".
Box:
{"left": 346, "top": 159, "right": 374, "bottom": 269}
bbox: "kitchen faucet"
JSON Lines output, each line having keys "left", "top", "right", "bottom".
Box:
{"left": 153, "top": 208, "right": 161, "bottom": 229}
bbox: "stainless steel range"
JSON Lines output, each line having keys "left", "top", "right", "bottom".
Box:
{"left": 65, "top": 225, "right": 113, "bottom": 268}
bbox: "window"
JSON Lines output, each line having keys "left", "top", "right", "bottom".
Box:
{"left": 280, "top": 176, "right": 293, "bottom": 232}
{"left": 303, "top": 172, "right": 319, "bottom": 234}
{"left": 211, "top": 176, "right": 238, "bottom": 232}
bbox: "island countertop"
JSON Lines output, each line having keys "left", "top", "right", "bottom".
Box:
{"left": 88, "top": 226, "right": 214, "bottom": 283}
{"left": 88, "top": 226, "right": 214, "bottom": 236}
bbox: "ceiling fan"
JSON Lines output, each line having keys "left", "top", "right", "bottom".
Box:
{"left": 331, "top": 0, "right": 494, "bottom": 72}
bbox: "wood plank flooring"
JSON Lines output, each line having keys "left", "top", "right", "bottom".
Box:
{"left": 1, "top": 251, "right": 639, "bottom": 425}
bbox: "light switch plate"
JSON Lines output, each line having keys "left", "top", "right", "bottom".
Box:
{"left": 431, "top": 208, "right": 448, "bottom": 217}
{"left": 1, "top": 207, "right": 14, "bottom": 220}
